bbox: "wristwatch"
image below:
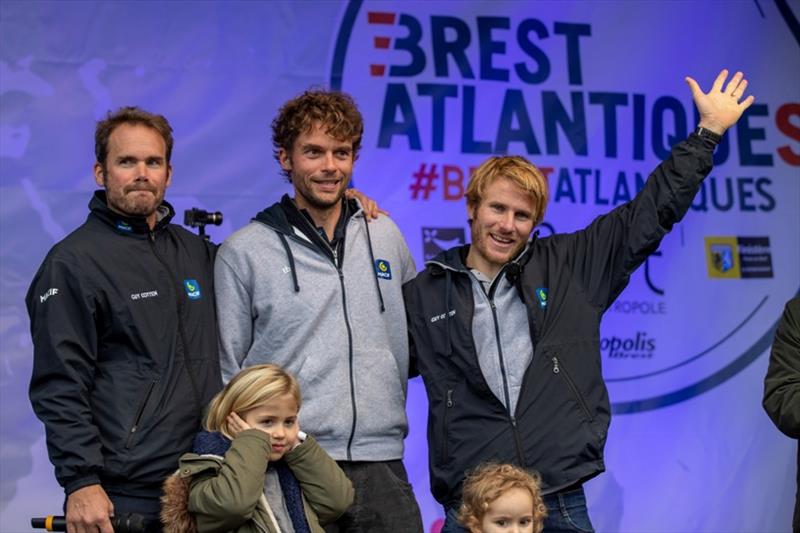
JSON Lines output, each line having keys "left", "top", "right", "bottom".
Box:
{"left": 695, "top": 126, "right": 723, "bottom": 145}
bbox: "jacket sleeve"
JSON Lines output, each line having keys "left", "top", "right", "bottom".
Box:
{"left": 214, "top": 243, "right": 253, "bottom": 383}
{"left": 284, "top": 435, "right": 354, "bottom": 524}
{"left": 187, "top": 430, "right": 270, "bottom": 532}
{"left": 26, "top": 255, "right": 104, "bottom": 495}
{"left": 763, "top": 297, "right": 800, "bottom": 438}
{"left": 567, "top": 133, "right": 715, "bottom": 311}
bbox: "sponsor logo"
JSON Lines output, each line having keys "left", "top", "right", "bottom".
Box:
{"left": 116, "top": 220, "right": 133, "bottom": 232}
{"left": 130, "top": 290, "right": 158, "bottom": 300}
{"left": 183, "top": 279, "right": 202, "bottom": 300}
{"left": 610, "top": 299, "right": 667, "bottom": 315}
{"left": 422, "top": 227, "right": 465, "bottom": 261}
{"left": 601, "top": 332, "right": 656, "bottom": 359}
{"left": 375, "top": 259, "right": 392, "bottom": 279}
{"left": 39, "top": 287, "right": 58, "bottom": 303}
{"left": 535, "top": 287, "right": 548, "bottom": 308}
{"left": 705, "top": 236, "right": 774, "bottom": 279}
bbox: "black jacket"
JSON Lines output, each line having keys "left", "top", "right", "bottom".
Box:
{"left": 27, "top": 191, "right": 222, "bottom": 498}
{"left": 404, "top": 134, "right": 715, "bottom": 506}
{"left": 763, "top": 296, "right": 800, "bottom": 532}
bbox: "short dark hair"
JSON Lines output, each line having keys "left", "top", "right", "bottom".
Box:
{"left": 95, "top": 106, "right": 174, "bottom": 166}
{"left": 271, "top": 89, "right": 363, "bottom": 180}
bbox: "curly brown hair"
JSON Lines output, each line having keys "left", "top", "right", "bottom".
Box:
{"left": 457, "top": 463, "right": 547, "bottom": 533}
{"left": 271, "top": 89, "right": 363, "bottom": 182}
{"left": 95, "top": 106, "right": 174, "bottom": 167}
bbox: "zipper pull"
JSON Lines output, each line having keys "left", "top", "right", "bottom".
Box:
{"left": 552, "top": 357, "right": 560, "bottom": 374}
{"left": 446, "top": 389, "right": 453, "bottom": 408}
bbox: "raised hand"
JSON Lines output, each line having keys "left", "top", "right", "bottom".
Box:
{"left": 685, "top": 69, "right": 755, "bottom": 134}
{"left": 226, "top": 412, "right": 252, "bottom": 438}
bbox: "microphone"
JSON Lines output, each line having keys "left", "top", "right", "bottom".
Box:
{"left": 31, "top": 513, "right": 147, "bottom": 532}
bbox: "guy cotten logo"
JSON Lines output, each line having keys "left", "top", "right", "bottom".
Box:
{"left": 331, "top": 0, "right": 800, "bottom": 415}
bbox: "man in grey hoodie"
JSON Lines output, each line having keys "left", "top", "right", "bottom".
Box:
{"left": 214, "top": 89, "right": 423, "bottom": 532}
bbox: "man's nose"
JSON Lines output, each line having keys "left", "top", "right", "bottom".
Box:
{"left": 322, "top": 152, "right": 337, "bottom": 173}
{"left": 498, "top": 212, "right": 515, "bottom": 231}
{"left": 135, "top": 161, "right": 150, "bottom": 179}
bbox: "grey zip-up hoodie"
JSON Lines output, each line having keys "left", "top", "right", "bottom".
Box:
{"left": 214, "top": 197, "right": 416, "bottom": 461}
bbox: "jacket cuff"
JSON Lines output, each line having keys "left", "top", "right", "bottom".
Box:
{"left": 688, "top": 131, "right": 718, "bottom": 152}
{"left": 64, "top": 475, "right": 102, "bottom": 496}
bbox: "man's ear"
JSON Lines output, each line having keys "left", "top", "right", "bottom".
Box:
{"left": 93, "top": 162, "right": 105, "bottom": 187}
{"left": 165, "top": 163, "right": 173, "bottom": 188}
{"left": 278, "top": 148, "right": 292, "bottom": 173}
{"left": 466, "top": 201, "right": 477, "bottom": 225}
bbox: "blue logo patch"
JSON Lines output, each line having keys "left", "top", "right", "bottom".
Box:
{"left": 375, "top": 259, "right": 392, "bottom": 280}
{"left": 535, "top": 287, "right": 548, "bottom": 308}
{"left": 183, "top": 279, "right": 202, "bottom": 300}
{"left": 116, "top": 221, "right": 132, "bottom": 232}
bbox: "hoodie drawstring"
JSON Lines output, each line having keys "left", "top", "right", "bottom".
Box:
{"left": 277, "top": 232, "right": 300, "bottom": 292}
{"left": 362, "top": 215, "right": 386, "bottom": 313}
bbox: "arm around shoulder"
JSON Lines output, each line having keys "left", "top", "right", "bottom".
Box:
{"left": 763, "top": 297, "right": 800, "bottom": 438}
{"left": 284, "top": 435, "right": 354, "bottom": 524}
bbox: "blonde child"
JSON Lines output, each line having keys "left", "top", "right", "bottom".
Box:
{"left": 457, "top": 463, "right": 547, "bottom": 533}
{"left": 161, "top": 364, "right": 354, "bottom": 533}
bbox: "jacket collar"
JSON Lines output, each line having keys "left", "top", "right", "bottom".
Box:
{"left": 89, "top": 190, "right": 174, "bottom": 237}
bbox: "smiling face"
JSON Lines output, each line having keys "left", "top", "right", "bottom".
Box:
{"left": 93, "top": 123, "right": 172, "bottom": 228}
{"left": 279, "top": 122, "right": 354, "bottom": 215}
{"left": 466, "top": 176, "right": 535, "bottom": 279}
{"left": 241, "top": 393, "right": 300, "bottom": 461}
{"left": 479, "top": 488, "right": 535, "bottom": 533}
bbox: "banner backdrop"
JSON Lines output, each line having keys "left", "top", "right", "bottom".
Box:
{"left": 1, "top": 1, "right": 798, "bottom": 531}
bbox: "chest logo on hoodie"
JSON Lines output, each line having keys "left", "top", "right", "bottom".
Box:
{"left": 375, "top": 259, "right": 392, "bottom": 280}
{"left": 535, "top": 287, "right": 548, "bottom": 308}
{"left": 183, "top": 279, "right": 202, "bottom": 300}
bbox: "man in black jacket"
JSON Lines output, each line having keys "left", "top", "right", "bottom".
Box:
{"left": 27, "top": 107, "right": 222, "bottom": 533}
{"left": 764, "top": 296, "right": 800, "bottom": 533}
{"left": 404, "top": 70, "right": 755, "bottom": 532}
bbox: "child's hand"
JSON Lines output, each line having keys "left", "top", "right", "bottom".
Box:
{"left": 227, "top": 412, "right": 252, "bottom": 438}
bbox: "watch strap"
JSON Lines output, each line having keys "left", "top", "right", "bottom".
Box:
{"left": 695, "top": 126, "right": 723, "bottom": 145}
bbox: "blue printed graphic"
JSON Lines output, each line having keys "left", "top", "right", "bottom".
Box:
{"left": 183, "top": 279, "right": 201, "bottom": 300}
{"left": 535, "top": 287, "right": 548, "bottom": 308}
{"left": 375, "top": 259, "right": 392, "bottom": 280}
